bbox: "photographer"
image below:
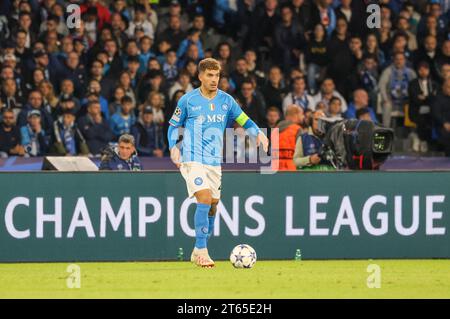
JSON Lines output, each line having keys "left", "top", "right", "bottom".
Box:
{"left": 99, "top": 134, "right": 142, "bottom": 171}
{"left": 293, "top": 110, "right": 334, "bottom": 170}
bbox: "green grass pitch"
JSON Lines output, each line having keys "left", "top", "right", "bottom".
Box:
{"left": 0, "top": 260, "right": 449, "bottom": 298}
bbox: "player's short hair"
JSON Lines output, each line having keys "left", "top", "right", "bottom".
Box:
{"left": 119, "top": 134, "right": 135, "bottom": 146}
{"left": 198, "top": 58, "right": 221, "bottom": 73}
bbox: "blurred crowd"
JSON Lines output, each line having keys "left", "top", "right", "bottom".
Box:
{"left": 0, "top": 0, "right": 450, "bottom": 161}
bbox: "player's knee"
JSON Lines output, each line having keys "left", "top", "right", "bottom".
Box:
{"left": 209, "top": 200, "right": 219, "bottom": 216}
{"left": 195, "top": 189, "right": 212, "bottom": 205}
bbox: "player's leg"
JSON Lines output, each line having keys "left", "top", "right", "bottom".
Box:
{"left": 193, "top": 188, "right": 212, "bottom": 250}
{"left": 206, "top": 165, "right": 222, "bottom": 242}
{"left": 207, "top": 198, "right": 219, "bottom": 242}
{"left": 191, "top": 189, "right": 215, "bottom": 267}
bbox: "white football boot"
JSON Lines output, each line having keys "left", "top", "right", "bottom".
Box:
{"left": 191, "top": 247, "right": 215, "bottom": 268}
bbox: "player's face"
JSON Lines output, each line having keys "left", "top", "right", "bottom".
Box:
{"left": 118, "top": 142, "right": 135, "bottom": 160}
{"left": 199, "top": 69, "right": 220, "bottom": 92}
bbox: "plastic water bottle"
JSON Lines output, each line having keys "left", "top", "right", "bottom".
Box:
{"left": 295, "top": 249, "right": 302, "bottom": 261}
{"left": 177, "top": 248, "right": 184, "bottom": 261}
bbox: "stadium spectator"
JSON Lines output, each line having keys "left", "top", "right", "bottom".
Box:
{"left": 345, "top": 89, "right": 377, "bottom": 122}
{"left": 20, "top": 109, "right": 50, "bottom": 157}
{"left": 168, "top": 70, "right": 193, "bottom": 100}
{"left": 379, "top": 52, "right": 417, "bottom": 128}
{"left": 131, "top": 106, "right": 166, "bottom": 157}
{"left": 139, "top": 91, "right": 165, "bottom": 125}
{"left": 99, "top": 133, "right": 142, "bottom": 171}
{"left": 0, "top": 78, "right": 23, "bottom": 112}
{"left": 157, "top": 14, "right": 186, "bottom": 51}
{"left": 356, "top": 107, "right": 374, "bottom": 121}
{"left": 127, "top": 4, "right": 154, "bottom": 40}
{"left": 310, "top": 0, "right": 336, "bottom": 38}
{"left": 283, "top": 76, "right": 314, "bottom": 114}
{"left": 0, "top": 108, "right": 24, "bottom": 157}
{"left": 274, "top": 4, "right": 305, "bottom": 73}
{"left": 408, "top": 61, "right": 438, "bottom": 153}
{"left": 238, "top": 79, "right": 267, "bottom": 126}
{"left": 162, "top": 49, "right": 179, "bottom": 85}
{"left": 177, "top": 28, "right": 204, "bottom": 65}
{"left": 312, "top": 78, "right": 348, "bottom": 112}
{"left": 262, "top": 65, "right": 286, "bottom": 113}
{"left": 192, "top": 14, "right": 220, "bottom": 52}
{"left": 432, "top": 78, "right": 450, "bottom": 156}
{"left": 326, "top": 16, "right": 352, "bottom": 96}
{"left": 80, "top": 0, "right": 111, "bottom": 31}
{"left": 78, "top": 101, "right": 114, "bottom": 157}
{"left": 50, "top": 109, "right": 89, "bottom": 156}
{"left": 266, "top": 106, "right": 282, "bottom": 129}
{"left": 327, "top": 96, "right": 343, "bottom": 119}
{"left": 110, "top": 96, "right": 136, "bottom": 139}
{"left": 17, "top": 90, "right": 53, "bottom": 132}
{"left": 305, "top": 23, "right": 328, "bottom": 94}
{"left": 354, "top": 53, "right": 379, "bottom": 107}
{"left": 156, "top": 0, "right": 189, "bottom": 36}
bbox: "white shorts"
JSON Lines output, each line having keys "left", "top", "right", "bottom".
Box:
{"left": 179, "top": 162, "right": 222, "bottom": 199}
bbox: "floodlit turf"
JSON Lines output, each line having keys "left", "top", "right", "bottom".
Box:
{"left": 0, "top": 260, "right": 449, "bottom": 298}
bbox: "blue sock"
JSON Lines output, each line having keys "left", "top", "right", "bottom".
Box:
{"left": 194, "top": 203, "right": 211, "bottom": 249}
{"left": 207, "top": 215, "right": 216, "bottom": 241}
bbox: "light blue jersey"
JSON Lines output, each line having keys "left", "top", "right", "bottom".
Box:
{"left": 168, "top": 88, "right": 258, "bottom": 166}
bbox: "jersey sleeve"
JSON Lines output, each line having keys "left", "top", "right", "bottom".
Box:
{"left": 228, "top": 96, "right": 261, "bottom": 137}
{"left": 168, "top": 94, "right": 188, "bottom": 127}
{"left": 228, "top": 97, "right": 248, "bottom": 126}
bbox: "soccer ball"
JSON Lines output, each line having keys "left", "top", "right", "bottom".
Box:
{"left": 230, "top": 244, "right": 257, "bottom": 268}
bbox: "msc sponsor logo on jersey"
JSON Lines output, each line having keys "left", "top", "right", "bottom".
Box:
{"left": 207, "top": 114, "right": 226, "bottom": 122}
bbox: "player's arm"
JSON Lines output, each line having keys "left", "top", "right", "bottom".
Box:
{"left": 167, "top": 95, "right": 188, "bottom": 167}
{"left": 230, "top": 99, "right": 269, "bottom": 152}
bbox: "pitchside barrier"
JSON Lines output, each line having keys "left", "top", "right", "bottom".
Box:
{"left": 0, "top": 171, "right": 449, "bottom": 262}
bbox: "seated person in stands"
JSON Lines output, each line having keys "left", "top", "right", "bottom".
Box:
{"left": 0, "top": 108, "right": 25, "bottom": 157}
{"left": 50, "top": 108, "right": 89, "bottom": 156}
{"left": 130, "top": 106, "right": 166, "bottom": 157}
{"left": 20, "top": 110, "right": 50, "bottom": 157}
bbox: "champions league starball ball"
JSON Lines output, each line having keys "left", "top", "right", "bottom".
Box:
{"left": 230, "top": 244, "right": 257, "bottom": 268}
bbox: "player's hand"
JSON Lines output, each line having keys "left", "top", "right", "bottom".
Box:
{"left": 170, "top": 147, "right": 181, "bottom": 168}
{"left": 256, "top": 131, "right": 269, "bottom": 153}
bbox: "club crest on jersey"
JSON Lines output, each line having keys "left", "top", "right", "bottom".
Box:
{"left": 209, "top": 103, "right": 215, "bottom": 111}
{"left": 194, "top": 177, "right": 203, "bottom": 185}
{"left": 222, "top": 104, "right": 228, "bottom": 111}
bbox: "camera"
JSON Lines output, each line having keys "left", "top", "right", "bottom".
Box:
{"left": 317, "top": 117, "right": 394, "bottom": 170}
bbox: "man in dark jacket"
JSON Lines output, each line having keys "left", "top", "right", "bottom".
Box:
{"left": 0, "top": 108, "right": 24, "bottom": 157}
{"left": 237, "top": 79, "right": 267, "bottom": 126}
{"left": 131, "top": 106, "right": 166, "bottom": 157}
{"left": 432, "top": 78, "right": 450, "bottom": 156}
{"left": 274, "top": 4, "right": 305, "bottom": 73}
{"left": 77, "top": 101, "right": 114, "bottom": 156}
{"left": 99, "top": 134, "right": 142, "bottom": 171}
{"left": 408, "top": 61, "right": 438, "bottom": 152}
